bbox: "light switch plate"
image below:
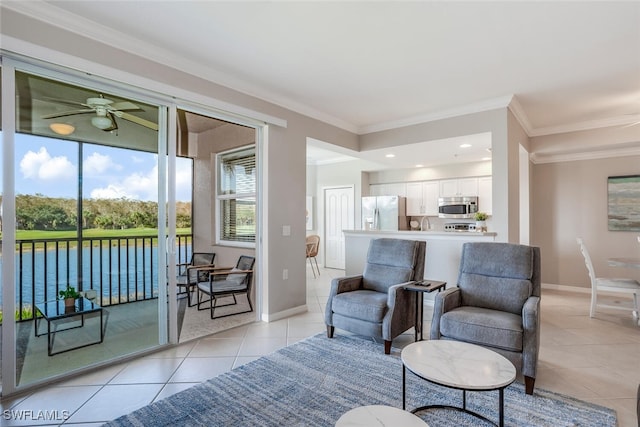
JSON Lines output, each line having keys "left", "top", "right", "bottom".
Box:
{"left": 282, "top": 225, "right": 291, "bottom": 236}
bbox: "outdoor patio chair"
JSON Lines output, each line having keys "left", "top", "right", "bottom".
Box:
{"left": 176, "top": 252, "right": 216, "bottom": 307}
{"left": 196, "top": 255, "right": 255, "bottom": 319}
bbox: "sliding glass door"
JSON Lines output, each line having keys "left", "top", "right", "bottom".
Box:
{"left": 1, "top": 59, "right": 173, "bottom": 393}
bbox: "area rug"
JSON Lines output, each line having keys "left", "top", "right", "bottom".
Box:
{"left": 106, "top": 334, "right": 617, "bottom": 427}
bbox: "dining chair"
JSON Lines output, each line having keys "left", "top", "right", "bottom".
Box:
{"left": 306, "top": 235, "right": 321, "bottom": 278}
{"left": 577, "top": 238, "right": 640, "bottom": 323}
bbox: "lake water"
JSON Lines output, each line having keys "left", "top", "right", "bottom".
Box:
{"left": 0, "top": 244, "right": 191, "bottom": 307}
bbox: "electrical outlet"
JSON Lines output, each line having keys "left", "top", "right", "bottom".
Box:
{"left": 283, "top": 269, "right": 288, "bottom": 280}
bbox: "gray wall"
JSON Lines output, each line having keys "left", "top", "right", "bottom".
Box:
{"left": 532, "top": 154, "right": 640, "bottom": 288}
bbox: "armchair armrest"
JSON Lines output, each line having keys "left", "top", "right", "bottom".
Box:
{"left": 383, "top": 282, "right": 417, "bottom": 339}
{"left": 430, "top": 286, "right": 461, "bottom": 340}
{"left": 209, "top": 269, "right": 253, "bottom": 277}
{"left": 330, "top": 275, "right": 363, "bottom": 296}
{"left": 521, "top": 295, "right": 540, "bottom": 379}
{"left": 186, "top": 264, "right": 216, "bottom": 271}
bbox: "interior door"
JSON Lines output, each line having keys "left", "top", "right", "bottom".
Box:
{"left": 324, "top": 186, "right": 354, "bottom": 269}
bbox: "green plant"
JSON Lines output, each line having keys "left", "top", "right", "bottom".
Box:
{"left": 474, "top": 212, "right": 488, "bottom": 221}
{"left": 59, "top": 285, "right": 80, "bottom": 300}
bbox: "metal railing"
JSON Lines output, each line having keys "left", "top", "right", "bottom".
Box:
{"left": 5, "top": 234, "right": 192, "bottom": 322}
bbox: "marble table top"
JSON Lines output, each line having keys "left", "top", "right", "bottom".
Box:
{"left": 335, "top": 405, "right": 429, "bottom": 427}
{"left": 401, "top": 340, "right": 516, "bottom": 391}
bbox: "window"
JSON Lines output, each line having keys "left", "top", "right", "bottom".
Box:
{"left": 217, "top": 146, "right": 256, "bottom": 245}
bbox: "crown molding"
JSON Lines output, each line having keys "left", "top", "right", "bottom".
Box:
{"left": 358, "top": 95, "right": 515, "bottom": 135}
{"left": 530, "top": 145, "right": 640, "bottom": 164}
{"left": 506, "top": 96, "right": 533, "bottom": 135}
{"left": 529, "top": 114, "right": 640, "bottom": 137}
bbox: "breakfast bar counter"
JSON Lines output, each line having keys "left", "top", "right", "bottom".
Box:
{"left": 343, "top": 230, "right": 497, "bottom": 293}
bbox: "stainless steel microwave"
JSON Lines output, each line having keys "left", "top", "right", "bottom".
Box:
{"left": 438, "top": 196, "right": 478, "bottom": 218}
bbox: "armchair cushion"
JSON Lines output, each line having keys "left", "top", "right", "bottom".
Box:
{"left": 226, "top": 268, "right": 247, "bottom": 285}
{"left": 332, "top": 290, "right": 388, "bottom": 323}
{"left": 440, "top": 306, "right": 523, "bottom": 352}
{"left": 459, "top": 274, "right": 532, "bottom": 315}
{"left": 362, "top": 238, "right": 421, "bottom": 293}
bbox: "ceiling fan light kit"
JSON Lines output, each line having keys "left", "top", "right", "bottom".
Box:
{"left": 91, "top": 115, "right": 114, "bottom": 130}
{"left": 49, "top": 122, "right": 75, "bottom": 135}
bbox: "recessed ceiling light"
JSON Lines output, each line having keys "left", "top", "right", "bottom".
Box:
{"left": 481, "top": 157, "right": 492, "bottom": 161}
{"left": 415, "top": 164, "right": 424, "bottom": 168}
{"left": 385, "top": 154, "right": 395, "bottom": 158}
{"left": 49, "top": 123, "right": 75, "bottom": 135}
{"left": 459, "top": 144, "right": 472, "bottom": 148}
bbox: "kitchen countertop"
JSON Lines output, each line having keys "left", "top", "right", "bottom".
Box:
{"left": 344, "top": 229, "right": 497, "bottom": 238}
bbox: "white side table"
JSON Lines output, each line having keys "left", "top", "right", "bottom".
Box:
{"left": 335, "top": 405, "right": 429, "bottom": 427}
{"left": 402, "top": 340, "right": 515, "bottom": 427}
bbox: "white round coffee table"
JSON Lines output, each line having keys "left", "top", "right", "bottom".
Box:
{"left": 401, "top": 340, "right": 515, "bottom": 427}
{"left": 335, "top": 405, "right": 429, "bottom": 427}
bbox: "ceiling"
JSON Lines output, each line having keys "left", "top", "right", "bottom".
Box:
{"left": 2, "top": 1, "right": 639, "bottom": 169}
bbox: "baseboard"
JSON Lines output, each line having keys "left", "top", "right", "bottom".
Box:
{"left": 262, "top": 304, "right": 308, "bottom": 322}
{"left": 541, "top": 282, "right": 591, "bottom": 294}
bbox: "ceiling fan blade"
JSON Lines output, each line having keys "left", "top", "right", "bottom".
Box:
{"left": 42, "top": 109, "right": 95, "bottom": 119}
{"left": 41, "top": 96, "right": 89, "bottom": 108}
{"left": 116, "top": 112, "right": 159, "bottom": 131}
{"left": 109, "top": 101, "right": 141, "bottom": 111}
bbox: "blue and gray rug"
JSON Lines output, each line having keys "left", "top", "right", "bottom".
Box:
{"left": 106, "top": 333, "right": 616, "bottom": 426}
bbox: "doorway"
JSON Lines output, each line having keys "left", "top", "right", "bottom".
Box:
{"left": 323, "top": 186, "right": 354, "bottom": 269}
{"left": 173, "top": 109, "right": 260, "bottom": 343}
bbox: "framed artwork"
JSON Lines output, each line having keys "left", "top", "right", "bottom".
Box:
{"left": 608, "top": 175, "right": 640, "bottom": 231}
{"left": 306, "top": 196, "right": 313, "bottom": 230}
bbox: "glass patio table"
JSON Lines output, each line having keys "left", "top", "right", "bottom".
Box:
{"left": 35, "top": 297, "right": 104, "bottom": 356}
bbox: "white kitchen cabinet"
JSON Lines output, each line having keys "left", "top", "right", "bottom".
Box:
{"left": 478, "top": 176, "right": 492, "bottom": 215}
{"left": 439, "top": 178, "right": 478, "bottom": 197}
{"left": 406, "top": 181, "right": 439, "bottom": 216}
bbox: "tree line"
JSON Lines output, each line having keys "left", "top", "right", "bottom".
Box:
{"left": 1, "top": 194, "right": 192, "bottom": 231}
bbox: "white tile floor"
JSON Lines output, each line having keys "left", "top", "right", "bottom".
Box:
{"left": 1, "top": 267, "right": 639, "bottom": 426}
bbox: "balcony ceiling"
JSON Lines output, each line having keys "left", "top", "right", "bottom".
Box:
{"left": 2, "top": 1, "right": 639, "bottom": 168}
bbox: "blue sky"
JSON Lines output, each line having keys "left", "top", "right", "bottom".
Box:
{"left": 2, "top": 133, "right": 192, "bottom": 202}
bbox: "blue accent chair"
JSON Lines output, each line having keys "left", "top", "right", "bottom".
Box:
{"left": 430, "top": 242, "right": 541, "bottom": 395}
{"left": 325, "top": 238, "right": 426, "bottom": 354}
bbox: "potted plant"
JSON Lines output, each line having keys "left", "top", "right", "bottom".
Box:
{"left": 59, "top": 285, "right": 80, "bottom": 309}
{"left": 474, "top": 212, "right": 488, "bottom": 232}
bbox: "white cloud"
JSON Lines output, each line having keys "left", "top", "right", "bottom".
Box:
{"left": 89, "top": 160, "right": 192, "bottom": 202}
{"left": 90, "top": 184, "right": 138, "bottom": 200}
{"left": 84, "top": 152, "right": 122, "bottom": 175}
{"left": 20, "top": 147, "right": 76, "bottom": 181}
{"left": 90, "top": 166, "right": 157, "bottom": 201}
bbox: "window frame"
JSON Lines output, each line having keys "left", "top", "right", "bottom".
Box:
{"left": 215, "top": 144, "right": 256, "bottom": 248}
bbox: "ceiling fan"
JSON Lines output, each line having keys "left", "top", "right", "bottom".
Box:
{"left": 41, "top": 95, "right": 159, "bottom": 132}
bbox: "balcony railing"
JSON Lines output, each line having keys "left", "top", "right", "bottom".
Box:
{"left": 2, "top": 234, "right": 192, "bottom": 322}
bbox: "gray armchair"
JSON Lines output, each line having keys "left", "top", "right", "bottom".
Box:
{"left": 325, "top": 238, "right": 426, "bottom": 354}
{"left": 430, "top": 242, "right": 541, "bottom": 395}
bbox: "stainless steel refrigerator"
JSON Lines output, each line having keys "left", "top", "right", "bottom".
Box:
{"left": 361, "top": 196, "right": 408, "bottom": 230}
